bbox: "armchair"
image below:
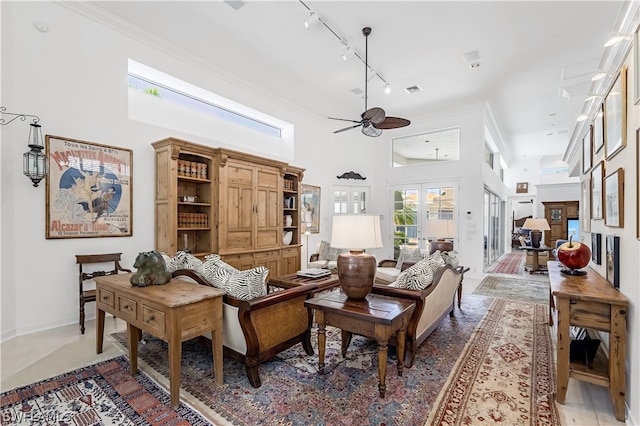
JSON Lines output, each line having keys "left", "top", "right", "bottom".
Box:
{"left": 172, "top": 269, "right": 318, "bottom": 388}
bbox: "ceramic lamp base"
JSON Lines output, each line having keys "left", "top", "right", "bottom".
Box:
{"left": 337, "top": 251, "right": 376, "bottom": 299}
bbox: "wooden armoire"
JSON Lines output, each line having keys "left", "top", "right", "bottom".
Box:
{"left": 542, "top": 200, "right": 579, "bottom": 249}
{"left": 152, "top": 137, "right": 304, "bottom": 276}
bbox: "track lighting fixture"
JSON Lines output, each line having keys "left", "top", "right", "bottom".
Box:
{"left": 304, "top": 12, "right": 320, "bottom": 29}
{"left": 384, "top": 83, "right": 391, "bottom": 94}
{"left": 298, "top": 0, "right": 391, "bottom": 95}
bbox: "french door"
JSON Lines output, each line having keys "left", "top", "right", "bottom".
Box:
{"left": 483, "top": 188, "right": 505, "bottom": 268}
{"left": 391, "top": 182, "right": 458, "bottom": 258}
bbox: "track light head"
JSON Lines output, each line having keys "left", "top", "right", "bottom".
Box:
{"left": 304, "top": 12, "right": 320, "bottom": 29}
{"left": 342, "top": 46, "right": 355, "bottom": 61}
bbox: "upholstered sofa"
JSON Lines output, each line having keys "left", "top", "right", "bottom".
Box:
{"left": 170, "top": 268, "right": 318, "bottom": 388}
{"left": 371, "top": 263, "right": 464, "bottom": 367}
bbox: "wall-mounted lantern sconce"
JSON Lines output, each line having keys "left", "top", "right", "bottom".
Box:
{"left": 1, "top": 106, "right": 47, "bottom": 187}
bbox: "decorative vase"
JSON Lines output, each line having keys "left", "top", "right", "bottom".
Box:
{"left": 337, "top": 251, "right": 376, "bottom": 299}
{"left": 283, "top": 231, "right": 293, "bottom": 245}
{"left": 285, "top": 215, "right": 293, "bottom": 227}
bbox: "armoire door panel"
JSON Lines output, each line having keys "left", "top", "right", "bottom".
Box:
{"left": 256, "top": 230, "right": 279, "bottom": 248}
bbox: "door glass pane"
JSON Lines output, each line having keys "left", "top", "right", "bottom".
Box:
{"left": 333, "top": 190, "right": 348, "bottom": 214}
{"left": 393, "top": 189, "right": 419, "bottom": 257}
{"left": 352, "top": 190, "right": 367, "bottom": 213}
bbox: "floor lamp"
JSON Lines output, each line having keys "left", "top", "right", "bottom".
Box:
{"left": 303, "top": 231, "right": 311, "bottom": 269}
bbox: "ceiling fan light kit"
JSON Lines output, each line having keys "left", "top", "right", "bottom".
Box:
{"left": 329, "top": 27, "right": 410, "bottom": 137}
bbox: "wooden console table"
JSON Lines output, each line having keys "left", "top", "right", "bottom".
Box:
{"left": 547, "top": 261, "right": 628, "bottom": 421}
{"left": 95, "top": 274, "right": 225, "bottom": 409}
{"left": 305, "top": 291, "right": 415, "bottom": 398}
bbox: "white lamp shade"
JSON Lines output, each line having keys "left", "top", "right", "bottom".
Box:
{"left": 522, "top": 218, "right": 550, "bottom": 231}
{"left": 427, "top": 219, "right": 457, "bottom": 239}
{"left": 330, "top": 214, "right": 383, "bottom": 250}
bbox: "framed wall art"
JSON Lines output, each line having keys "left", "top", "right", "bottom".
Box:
{"left": 582, "top": 125, "right": 592, "bottom": 174}
{"left": 590, "top": 161, "right": 604, "bottom": 220}
{"left": 581, "top": 177, "right": 590, "bottom": 233}
{"left": 637, "top": 127, "right": 640, "bottom": 239}
{"left": 605, "top": 235, "right": 620, "bottom": 288}
{"left": 516, "top": 182, "right": 528, "bottom": 193}
{"left": 300, "top": 184, "right": 321, "bottom": 234}
{"left": 591, "top": 232, "right": 601, "bottom": 265}
{"left": 604, "top": 167, "right": 624, "bottom": 228}
{"left": 635, "top": 24, "right": 640, "bottom": 105}
{"left": 604, "top": 65, "right": 627, "bottom": 160}
{"left": 45, "top": 135, "right": 133, "bottom": 239}
{"left": 593, "top": 104, "right": 604, "bottom": 153}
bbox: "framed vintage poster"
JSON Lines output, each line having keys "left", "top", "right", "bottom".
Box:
{"left": 591, "top": 161, "right": 604, "bottom": 220}
{"left": 604, "top": 167, "right": 624, "bottom": 228}
{"left": 604, "top": 65, "right": 627, "bottom": 160}
{"left": 582, "top": 125, "right": 592, "bottom": 174}
{"left": 581, "top": 177, "right": 590, "bottom": 233}
{"left": 45, "top": 135, "right": 133, "bottom": 238}
{"left": 593, "top": 104, "right": 604, "bottom": 153}
{"left": 300, "top": 184, "right": 321, "bottom": 234}
{"left": 591, "top": 232, "right": 601, "bottom": 264}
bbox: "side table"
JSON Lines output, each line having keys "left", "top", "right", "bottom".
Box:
{"left": 305, "top": 291, "right": 415, "bottom": 397}
{"left": 95, "top": 274, "right": 225, "bottom": 409}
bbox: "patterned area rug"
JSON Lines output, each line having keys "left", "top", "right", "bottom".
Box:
{"left": 112, "top": 295, "right": 493, "bottom": 425}
{"left": 0, "top": 356, "right": 210, "bottom": 425}
{"left": 427, "top": 298, "right": 560, "bottom": 425}
{"left": 472, "top": 275, "right": 550, "bottom": 305}
{"left": 485, "top": 251, "right": 526, "bottom": 275}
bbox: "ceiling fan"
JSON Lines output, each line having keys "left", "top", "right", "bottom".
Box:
{"left": 329, "top": 27, "right": 410, "bottom": 137}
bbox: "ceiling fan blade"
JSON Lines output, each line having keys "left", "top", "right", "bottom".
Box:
{"left": 328, "top": 117, "right": 362, "bottom": 124}
{"left": 361, "top": 107, "right": 385, "bottom": 124}
{"left": 373, "top": 117, "right": 411, "bottom": 130}
{"left": 333, "top": 123, "right": 362, "bottom": 134}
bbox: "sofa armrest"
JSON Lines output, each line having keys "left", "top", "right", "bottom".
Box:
{"left": 310, "top": 253, "right": 319, "bottom": 262}
{"left": 225, "top": 282, "right": 318, "bottom": 310}
{"left": 377, "top": 259, "right": 398, "bottom": 268}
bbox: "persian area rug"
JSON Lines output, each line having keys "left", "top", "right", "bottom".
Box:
{"left": 112, "top": 295, "right": 493, "bottom": 426}
{"left": 473, "top": 275, "right": 550, "bottom": 305}
{"left": 0, "top": 356, "right": 210, "bottom": 425}
{"left": 485, "top": 251, "right": 526, "bottom": 275}
{"left": 427, "top": 298, "right": 561, "bottom": 426}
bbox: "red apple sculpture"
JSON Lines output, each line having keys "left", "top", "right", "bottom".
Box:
{"left": 557, "top": 236, "right": 591, "bottom": 275}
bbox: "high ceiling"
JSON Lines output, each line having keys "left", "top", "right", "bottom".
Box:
{"left": 90, "top": 1, "right": 626, "bottom": 162}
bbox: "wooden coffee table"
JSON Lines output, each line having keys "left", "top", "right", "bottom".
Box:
{"left": 269, "top": 272, "right": 340, "bottom": 294}
{"left": 305, "top": 291, "right": 415, "bottom": 397}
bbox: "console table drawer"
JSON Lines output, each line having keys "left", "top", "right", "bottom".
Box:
{"left": 142, "top": 305, "right": 166, "bottom": 336}
{"left": 117, "top": 296, "right": 137, "bottom": 320}
{"left": 570, "top": 299, "right": 610, "bottom": 330}
{"left": 97, "top": 288, "right": 115, "bottom": 309}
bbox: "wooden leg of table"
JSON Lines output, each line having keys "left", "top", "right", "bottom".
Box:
{"left": 555, "top": 298, "right": 570, "bottom": 403}
{"left": 317, "top": 312, "right": 326, "bottom": 375}
{"left": 127, "top": 323, "right": 139, "bottom": 375}
{"left": 210, "top": 328, "right": 223, "bottom": 386}
{"left": 457, "top": 281, "right": 462, "bottom": 308}
{"left": 548, "top": 287, "right": 554, "bottom": 326}
{"left": 530, "top": 252, "right": 539, "bottom": 273}
{"left": 396, "top": 329, "right": 406, "bottom": 377}
{"left": 341, "top": 330, "right": 352, "bottom": 357}
{"left": 609, "top": 307, "right": 627, "bottom": 422}
{"left": 377, "top": 339, "right": 388, "bottom": 398}
{"left": 96, "top": 309, "right": 105, "bottom": 354}
{"left": 168, "top": 336, "right": 181, "bottom": 409}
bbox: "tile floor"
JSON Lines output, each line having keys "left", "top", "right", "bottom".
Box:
{"left": 0, "top": 272, "right": 626, "bottom": 425}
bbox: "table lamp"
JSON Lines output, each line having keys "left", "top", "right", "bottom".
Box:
{"left": 330, "top": 214, "right": 383, "bottom": 299}
{"left": 522, "top": 218, "right": 550, "bottom": 248}
{"left": 426, "top": 218, "right": 457, "bottom": 253}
